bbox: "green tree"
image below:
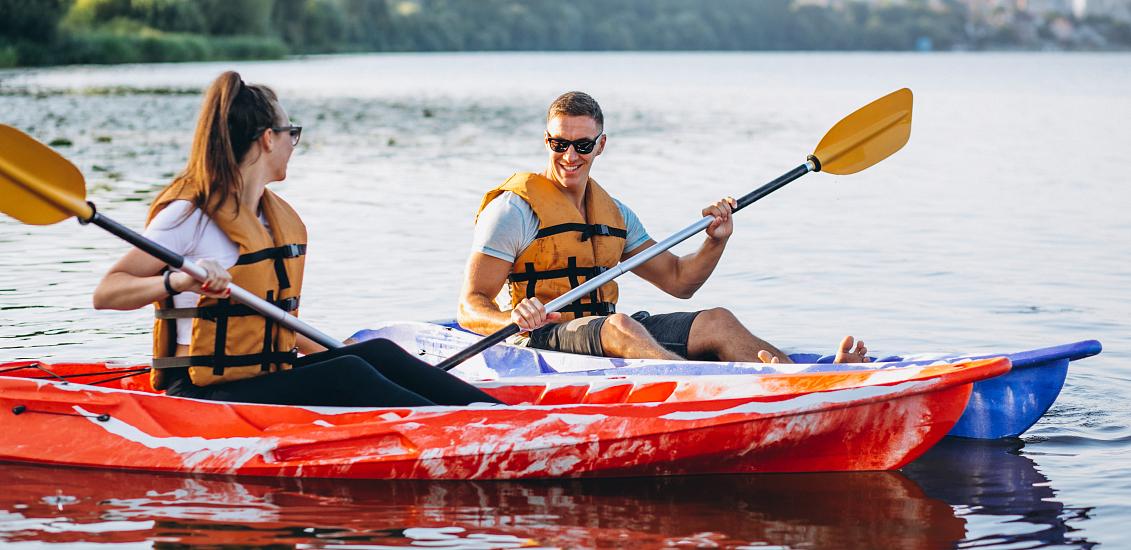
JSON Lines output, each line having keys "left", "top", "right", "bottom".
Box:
{"left": 197, "top": 0, "right": 273, "bottom": 36}
{"left": 0, "top": 0, "right": 72, "bottom": 41}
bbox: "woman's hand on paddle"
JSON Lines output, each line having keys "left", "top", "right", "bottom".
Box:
{"left": 511, "top": 297, "right": 562, "bottom": 331}
{"left": 171, "top": 259, "right": 231, "bottom": 298}
{"left": 703, "top": 197, "right": 736, "bottom": 242}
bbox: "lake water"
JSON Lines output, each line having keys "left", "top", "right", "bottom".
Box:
{"left": 0, "top": 52, "right": 1128, "bottom": 548}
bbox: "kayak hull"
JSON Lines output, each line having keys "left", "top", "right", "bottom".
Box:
{"left": 350, "top": 322, "right": 1101, "bottom": 440}
{"left": 0, "top": 358, "right": 1007, "bottom": 479}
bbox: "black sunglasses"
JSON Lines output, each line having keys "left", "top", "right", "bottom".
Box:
{"left": 273, "top": 125, "right": 302, "bottom": 146}
{"left": 546, "top": 133, "right": 603, "bottom": 155}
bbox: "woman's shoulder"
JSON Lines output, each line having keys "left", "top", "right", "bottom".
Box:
{"left": 148, "top": 200, "right": 208, "bottom": 231}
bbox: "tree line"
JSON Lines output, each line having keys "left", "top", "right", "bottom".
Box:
{"left": 2, "top": 0, "right": 1129, "bottom": 67}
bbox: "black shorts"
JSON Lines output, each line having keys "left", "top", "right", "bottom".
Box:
{"left": 525, "top": 311, "right": 702, "bottom": 358}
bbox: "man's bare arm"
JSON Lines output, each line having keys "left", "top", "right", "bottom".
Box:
{"left": 627, "top": 197, "right": 735, "bottom": 299}
{"left": 458, "top": 252, "right": 562, "bottom": 333}
{"left": 457, "top": 253, "right": 515, "bottom": 335}
{"left": 626, "top": 238, "right": 727, "bottom": 299}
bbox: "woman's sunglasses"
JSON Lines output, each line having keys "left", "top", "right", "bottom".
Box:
{"left": 273, "top": 125, "right": 302, "bottom": 147}
{"left": 546, "top": 133, "right": 602, "bottom": 155}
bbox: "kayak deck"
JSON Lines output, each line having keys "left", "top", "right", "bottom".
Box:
{"left": 351, "top": 322, "right": 1102, "bottom": 439}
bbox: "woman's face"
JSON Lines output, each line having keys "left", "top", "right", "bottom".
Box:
{"left": 266, "top": 102, "right": 296, "bottom": 183}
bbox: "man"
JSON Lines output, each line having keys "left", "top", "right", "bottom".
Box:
{"left": 457, "top": 91, "right": 868, "bottom": 364}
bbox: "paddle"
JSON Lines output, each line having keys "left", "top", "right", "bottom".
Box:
{"left": 436, "top": 88, "right": 914, "bottom": 371}
{"left": 0, "top": 124, "right": 343, "bottom": 350}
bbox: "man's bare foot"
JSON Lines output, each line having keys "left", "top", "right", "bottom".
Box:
{"left": 756, "top": 350, "right": 781, "bottom": 364}
{"left": 834, "top": 336, "right": 870, "bottom": 363}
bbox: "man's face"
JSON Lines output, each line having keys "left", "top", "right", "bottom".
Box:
{"left": 545, "top": 115, "right": 605, "bottom": 191}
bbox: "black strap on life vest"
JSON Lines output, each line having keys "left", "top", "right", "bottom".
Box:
{"left": 509, "top": 258, "right": 615, "bottom": 318}
{"left": 523, "top": 262, "right": 537, "bottom": 299}
{"left": 155, "top": 297, "right": 299, "bottom": 320}
{"left": 153, "top": 294, "right": 299, "bottom": 375}
{"left": 236, "top": 243, "right": 306, "bottom": 290}
{"left": 508, "top": 263, "right": 610, "bottom": 284}
{"left": 535, "top": 223, "right": 627, "bottom": 242}
{"left": 261, "top": 290, "right": 275, "bottom": 373}
{"left": 557, "top": 300, "right": 616, "bottom": 317}
{"left": 160, "top": 275, "right": 178, "bottom": 354}
{"left": 152, "top": 350, "right": 298, "bottom": 370}
{"left": 211, "top": 297, "right": 231, "bottom": 375}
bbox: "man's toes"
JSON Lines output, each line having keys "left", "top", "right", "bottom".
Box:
{"left": 839, "top": 335, "right": 856, "bottom": 354}
{"left": 757, "top": 350, "right": 774, "bottom": 364}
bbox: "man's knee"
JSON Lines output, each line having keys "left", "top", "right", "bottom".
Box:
{"left": 604, "top": 313, "right": 647, "bottom": 337}
{"left": 698, "top": 307, "right": 739, "bottom": 329}
{"left": 690, "top": 308, "right": 740, "bottom": 349}
{"left": 600, "top": 313, "right": 650, "bottom": 354}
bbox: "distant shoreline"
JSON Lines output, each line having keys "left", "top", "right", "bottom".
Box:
{"left": 4, "top": 1, "right": 1129, "bottom": 69}
{"left": 3, "top": 47, "right": 1130, "bottom": 73}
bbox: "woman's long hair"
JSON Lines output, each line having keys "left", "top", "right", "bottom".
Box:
{"left": 150, "top": 71, "right": 280, "bottom": 221}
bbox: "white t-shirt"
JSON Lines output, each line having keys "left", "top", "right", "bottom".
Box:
{"left": 472, "top": 191, "right": 651, "bottom": 263}
{"left": 143, "top": 200, "right": 269, "bottom": 345}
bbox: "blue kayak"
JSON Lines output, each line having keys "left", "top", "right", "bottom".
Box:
{"left": 349, "top": 322, "right": 1101, "bottom": 440}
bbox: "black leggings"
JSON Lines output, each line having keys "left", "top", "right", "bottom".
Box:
{"left": 164, "top": 338, "right": 502, "bottom": 407}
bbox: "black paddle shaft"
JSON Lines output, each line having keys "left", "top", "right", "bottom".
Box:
{"left": 436, "top": 161, "right": 816, "bottom": 372}
{"left": 82, "top": 204, "right": 186, "bottom": 269}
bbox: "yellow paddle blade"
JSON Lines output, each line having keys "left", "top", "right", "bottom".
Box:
{"left": 0, "top": 124, "right": 92, "bottom": 225}
{"left": 811, "top": 88, "right": 913, "bottom": 176}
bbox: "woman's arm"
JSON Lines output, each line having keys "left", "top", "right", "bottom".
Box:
{"left": 92, "top": 248, "right": 230, "bottom": 310}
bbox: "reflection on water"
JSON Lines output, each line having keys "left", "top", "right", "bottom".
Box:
{"left": 0, "top": 464, "right": 963, "bottom": 549}
{"left": 0, "top": 440, "right": 1096, "bottom": 549}
{"left": 904, "top": 438, "right": 1097, "bottom": 549}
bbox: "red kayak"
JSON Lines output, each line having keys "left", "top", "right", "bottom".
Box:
{"left": 0, "top": 357, "right": 1009, "bottom": 479}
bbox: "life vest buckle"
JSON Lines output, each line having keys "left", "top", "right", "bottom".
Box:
{"left": 580, "top": 224, "right": 612, "bottom": 241}
{"left": 282, "top": 244, "right": 303, "bottom": 258}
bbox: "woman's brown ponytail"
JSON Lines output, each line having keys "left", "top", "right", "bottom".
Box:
{"left": 151, "top": 71, "right": 281, "bottom": 221}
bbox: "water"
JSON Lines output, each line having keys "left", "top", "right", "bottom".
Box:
{"left": 1, "top": 52, "right": 1128, "bottom": 548}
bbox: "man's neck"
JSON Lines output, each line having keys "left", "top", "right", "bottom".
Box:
{"left": 543, "top": 170, "right": 587, "bottom": 214}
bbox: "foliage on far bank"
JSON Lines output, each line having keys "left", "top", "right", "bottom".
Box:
{"left": 2, "top": 0, "right": 1130, "bottom": 68}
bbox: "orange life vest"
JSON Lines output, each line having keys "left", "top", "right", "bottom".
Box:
{"left": 476, "top": 172, "right": 626, "bottom": 322}
{"left": 148, "top": 182, "right": 307, "bottom": 389}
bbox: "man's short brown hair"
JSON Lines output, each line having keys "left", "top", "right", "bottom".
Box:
{"left": 547, "top": 91, "right": 603, "bottom": 130}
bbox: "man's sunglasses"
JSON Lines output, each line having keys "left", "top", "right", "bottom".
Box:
{"left": 546, "top": 133, "right": 603, "bottom": 155}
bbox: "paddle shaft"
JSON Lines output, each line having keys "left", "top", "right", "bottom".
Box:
{"left": 83, "top": 206, "right": 343, "bottom": 350}
{"left": 437, "top": 160, "right": 816, "bottom": 371}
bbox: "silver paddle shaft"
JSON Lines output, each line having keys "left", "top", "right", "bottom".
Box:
{"left": 543, "top": 160, "right": 816, "bottom": 316}
{"left": 542, "top": 215, "right": 714, "bottom": 314}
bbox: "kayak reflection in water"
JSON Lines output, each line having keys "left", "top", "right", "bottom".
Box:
{"left": 91, "top": 71, "right": 501, "bottom": 408}
{"left": 903, "top": 438, "right": 1095, "bottom": 548}
{"left": 457, "top": 91, "right": 869, "bottom": 365}
{"left": 0, "top": 462, "right": 965, "bottom": 549}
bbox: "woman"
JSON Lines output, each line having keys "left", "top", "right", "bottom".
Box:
{"left": 93, "top": 71, "right": 501, "bottom": 407}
